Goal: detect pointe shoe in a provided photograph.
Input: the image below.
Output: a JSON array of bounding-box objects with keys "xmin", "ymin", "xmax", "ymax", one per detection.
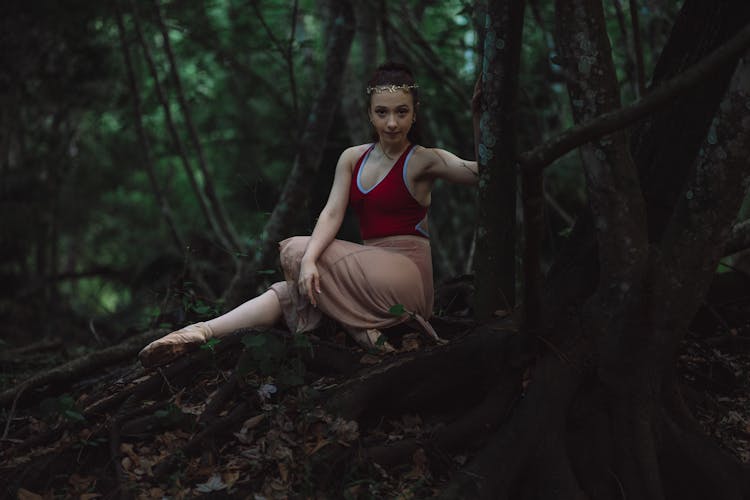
[
  {"xmin": 348, "ymin": 328, "xmax": 396, "ymax": 353},
  {"xmin": 138, "ymin": 322, "xmax": 214, "ymax": 369}
]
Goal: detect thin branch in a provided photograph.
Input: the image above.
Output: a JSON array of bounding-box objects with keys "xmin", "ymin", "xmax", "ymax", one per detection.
[
  {"xmin": 612, "ymin": 0, "xmax": 639, "ymax": 97},
  {"xmin": 151, "ymin": 0, "xmax": 242, "ymax": 254},
  {"xmin": 248, "ymin": 0, "xmax": 300, "ymax": 120},
  {"xmin": 544, "ymin": 188, "xmax": 574, "ymax": 226},
  {"xmin": 629, "ymin": 0, "xmax": 647, "ymax": 96},
  {"xmin": 519, "ymin": 20, "xmax": 750, "ymax": 171},
  {"xmin": 724, "ymin": 219, "xmax": 750, "ymax": 256},
  {"xmin": 386, "ymin": 7, "xmax": 470, "ymax": 104},
  {"xmin": 115, "ymin": 2, "xmax": 185, "ymax": 255},
  {"xmin": 129, "ymin": 0, "xmax": 233, "ymax": 254}
]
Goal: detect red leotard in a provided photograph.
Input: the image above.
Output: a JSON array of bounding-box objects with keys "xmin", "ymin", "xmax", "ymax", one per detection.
[{"xmin": 349, "ymin": 144, "xmax": 429, "ymax": 240}]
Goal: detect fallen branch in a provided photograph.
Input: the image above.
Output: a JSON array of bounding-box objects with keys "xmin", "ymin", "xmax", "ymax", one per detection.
[{"xmin": 0, "ymin": 329, "xmax": 163, "ymax": 408}]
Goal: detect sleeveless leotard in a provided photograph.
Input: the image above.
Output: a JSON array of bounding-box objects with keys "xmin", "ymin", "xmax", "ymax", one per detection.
[{"xmin": 349, "ymin": 143, "xmax": 429, "ymax": 240}]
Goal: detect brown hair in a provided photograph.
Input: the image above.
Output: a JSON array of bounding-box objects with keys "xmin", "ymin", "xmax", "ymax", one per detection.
[{"xmin": 366, "ymin": 62, "xmax": 422, "ymax": 144}]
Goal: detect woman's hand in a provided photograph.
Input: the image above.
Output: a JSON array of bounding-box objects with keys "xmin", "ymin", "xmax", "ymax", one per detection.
[{"xmin": 298, "ymin": 258, "xmax": 322, "ymax": 307}]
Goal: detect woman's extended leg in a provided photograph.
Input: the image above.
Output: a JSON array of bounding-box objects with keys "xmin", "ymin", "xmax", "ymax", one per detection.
[
  {"xmin": 138, "ymin": 290, "xmax": 282, "ymax": 368},
  {"xmin": 206, "ymin": 290, "xmax": 282, "ymax": 336}
]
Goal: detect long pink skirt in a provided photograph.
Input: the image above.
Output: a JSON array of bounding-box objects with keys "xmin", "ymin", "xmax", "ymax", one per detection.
[{"xmin": 269, "ymin": 235, "xmax": 433, "ymax": 334}]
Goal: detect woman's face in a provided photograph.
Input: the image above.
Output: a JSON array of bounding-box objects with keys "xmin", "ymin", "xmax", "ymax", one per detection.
[{"xmin": 368, "ymin": 90, "xmax": 415, "ymax": 145}]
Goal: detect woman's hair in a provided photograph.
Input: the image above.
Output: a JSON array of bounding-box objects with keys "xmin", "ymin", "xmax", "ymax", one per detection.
[{"xmin": 366, "ymin": 61, "xmax": 422, "ymax": 144}]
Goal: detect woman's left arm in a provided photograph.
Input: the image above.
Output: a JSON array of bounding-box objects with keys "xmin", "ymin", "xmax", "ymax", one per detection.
[
  {"xmin": 420, "ymin": 148, "xmax": 479, "ymax": 185},
  {"xmin": 418, "ymin": 77, "xmax": 483, "ymax": 185}
]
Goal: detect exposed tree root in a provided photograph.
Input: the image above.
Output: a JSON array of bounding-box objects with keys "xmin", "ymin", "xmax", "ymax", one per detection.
[
  {"xmin": 364, "ymin": 362, "xmax": 523, "ymax": 467},
  {"xmin": 2, "ymin": 310, "xmax": 748, "ymax": 499},
  {"xmin": 0, "ymin": 329, "xmax": 165, "ymax": 408},
  {"xmin": 439, "ymin": 349, "xmax": 583, "ymax": 500},
  {"xmin": 326, "ymin": 325, "xmax": 516, "ymax": 422}
]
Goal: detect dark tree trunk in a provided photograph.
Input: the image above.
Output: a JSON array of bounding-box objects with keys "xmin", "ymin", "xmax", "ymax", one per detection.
[
  {"xmin": 473, "ymin": 0, "xmax": 525, "ymax": 318},
  {"xmin": 440, "ymin": 0, "xmax": 750, "ymax": 498}
]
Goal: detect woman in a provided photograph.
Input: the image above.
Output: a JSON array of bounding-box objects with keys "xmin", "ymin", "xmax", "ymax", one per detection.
[{"xmin": 139, "ymin": 62, "xmax": 479, "ymax": 369}]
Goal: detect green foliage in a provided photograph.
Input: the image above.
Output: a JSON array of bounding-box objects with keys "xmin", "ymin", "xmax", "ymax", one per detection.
[
  {"xmin": 1, "ymin": 0, "xmax": 698, "ymax": 336},
  {"xmin": 388, "ymin": 304, "xmax": 406, "ymax": 316},
  {"xmin": 240, "ymin": 332, "xmax": 311, "ymax": 388},
  {"xmin": 153, "ymin": 403, "xmax": 188, "ymax": 425},
  {"xmin": 39, "ymin": 394, "xmax": 86, "ymax": 423},
  {"xmin": 200, "ymin": 338, "xmax": 222, "ymax": 351}
]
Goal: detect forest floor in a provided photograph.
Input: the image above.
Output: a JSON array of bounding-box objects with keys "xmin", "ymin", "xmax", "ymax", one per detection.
[{"xmin": 1, "ymin": 277, "xmax": 749, "ymax": 499}]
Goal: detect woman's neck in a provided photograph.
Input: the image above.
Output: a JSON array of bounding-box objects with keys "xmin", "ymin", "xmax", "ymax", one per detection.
[{"xmin": 377, "ymin": 140, "xmax": 409, "ymax": 161}]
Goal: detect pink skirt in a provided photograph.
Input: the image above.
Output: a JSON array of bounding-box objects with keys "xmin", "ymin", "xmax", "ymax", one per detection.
[{"xmin": 269, "ymin": 235, "xmax": 433, "ymax": 333}]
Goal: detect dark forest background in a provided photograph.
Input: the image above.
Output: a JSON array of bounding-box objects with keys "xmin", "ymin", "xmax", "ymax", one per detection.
[
  {"xmin": 2, "ymin": 0, "xmax": 750, "ymax": 498},
  {"xmin": 1, "ymin": 0, "xmax": 694, "ymax": 339}
]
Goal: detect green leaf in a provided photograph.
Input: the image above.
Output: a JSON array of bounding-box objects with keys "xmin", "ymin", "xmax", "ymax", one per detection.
[
  {"xmin": 388, "ymin": 304, "xmax": 406, "ymax": 316},
  {"xmin": 242, "ymin": 334, "xmax": 267, "ymax": 348},
  {"xmin": 263, "ymin": 334, "xmax": 286, "ymax": 358},
  {"xmin": 292, "ymin": 333, "xmax": 312, "ymax": 350},
  {"xmin": 154, "ymin": 409, "xmax": 169, "ymax": 418},
  {"xmin": 58, "ymin": 394, "xmax": 75, "ymax": 408},
  {"xmin": 64, "ymin": 410, "xmax": 86, "ymax": 422},
  {"xmin": 193, "ymin": 304, "xmax": 212, "ymax": 315},
  {"xmin": 256, "ymin": 269, "xmax": 277, "ymax": 275},
  {"xmin": 200, "ymin": 338, "xmax": 221, "ymax": 350}
]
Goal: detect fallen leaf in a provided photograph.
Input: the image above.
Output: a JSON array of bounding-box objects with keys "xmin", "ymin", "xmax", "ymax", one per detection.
[
  {"xmin": 278, "ymin": 462, "xmax": 289, "ymax": 483},
  {"xmin": 120, "ymin": 443, "xmax": 140, "ymax": 466},
  {"xmin": 148, "ymin": 488, "xmax": 165, "ymax": 499},
  {"xmin": 305, "ymin": 437, "xmax": 329, "ymax": 455},
  {"xmin": 401, "ymin": 333, "xmax": 421, "ymax": 352},
  {"xmin": 68, "ymin": 474, "xmax": 96, "ymax": 493},
  {"xmin": 16, "ymin": 489, "xmax": 43, "ymax": 500},
  {"xmin": 195, "ymin": 474, "xmax": 227, "ymax": 493},
  {"xmin": 222, "ymin": 471, "xmax": 240, "ymax": 488},
  {"xmin": 359, "ymin": 354, "xmax": 382, "ymax": 365},
  {"xmin": 257, "ymin": 384, "xmax": 277, "ymax": 400},
  {"xmin": 330, "ymin": 418, "xmax": 359, "ymax": 443}
]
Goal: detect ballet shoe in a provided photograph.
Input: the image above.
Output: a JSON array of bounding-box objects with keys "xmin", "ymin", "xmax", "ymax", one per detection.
[
  {"xmin": 348, "ymin": 328, "xmax": 396, "ymax": 353},
  {"xmin": 138, "ymin": 322, "xmax": 214, "ymax": 369}
]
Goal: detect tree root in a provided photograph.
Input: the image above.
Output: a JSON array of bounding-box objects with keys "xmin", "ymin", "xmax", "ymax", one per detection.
[
  {"xmin": 0, "ymin": 329, "xmax": 165, "ymax": 408},
  {"xmin": 364, "ymin": 363, "xmax": 523, "ymax": 468},
  {"xmin": 326, "ymin": 326, "xmax": 516, "ymax": 422},
  {"xmin": 439, "ymin": 348, "xmax": 583, "ymax": 499},
  {"xmin": 659, "ymin": 413, "xmax": 746, "ymax": 500}
]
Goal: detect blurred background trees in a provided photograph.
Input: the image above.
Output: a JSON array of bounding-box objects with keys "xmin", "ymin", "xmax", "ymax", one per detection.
[{"xmin": 0, "ymin": 0, "xmax": 697, "ymax": 344}]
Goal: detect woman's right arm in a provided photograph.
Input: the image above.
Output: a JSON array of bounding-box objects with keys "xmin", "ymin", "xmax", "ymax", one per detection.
[{"xmin": 297, "ymin": 146, "xmax": 358, "ymax": 306}]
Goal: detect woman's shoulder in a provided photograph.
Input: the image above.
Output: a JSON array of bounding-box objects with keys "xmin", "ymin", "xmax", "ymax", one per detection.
[
  {"xmin": 407, "ymin": 145, "xmax": 438, "ymax": 168},
  {"xmin": 340, "ymin": 143, "xmax": 374, "ymax": 160}
]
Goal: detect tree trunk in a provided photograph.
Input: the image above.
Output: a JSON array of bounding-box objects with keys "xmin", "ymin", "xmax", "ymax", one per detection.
[
  {"xmin": 441, "ymin": 1, "xmax": 750, "ymax": 498},
  {"xmin": 473, "ymin": 0, "xmax": 525, "ymax": 318}
]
